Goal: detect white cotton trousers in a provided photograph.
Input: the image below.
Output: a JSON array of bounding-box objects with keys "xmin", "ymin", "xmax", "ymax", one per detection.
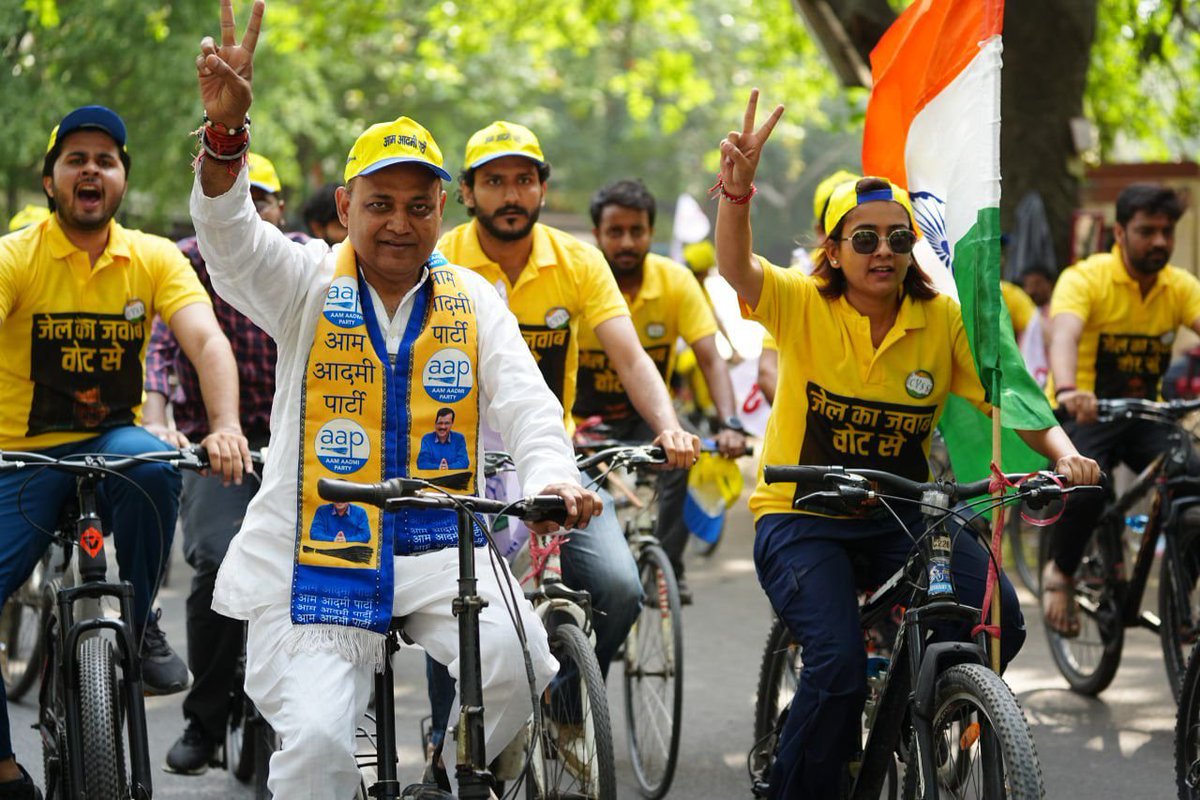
[{"xmin": 243, "ymin": 547, "xmax": 558, "ymax": 799}]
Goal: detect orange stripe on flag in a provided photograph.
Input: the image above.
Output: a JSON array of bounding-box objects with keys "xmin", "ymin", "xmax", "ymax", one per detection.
[{"xmin": 862, "ymin": 0, "xmax": 1004, "ymax": 187}]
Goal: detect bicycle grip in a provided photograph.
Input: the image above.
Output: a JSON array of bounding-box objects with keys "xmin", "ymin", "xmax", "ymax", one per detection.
[
  {"xmin": 763, "ymin": 465, "xmax": 830, "ymax": 485},
  {"xmin": 317, "ymin": 477, "xmax": 396, "ymax": 507},
  {"xmin": 521, "ymin": 495, "xmax": 569, "ymax": 525}
]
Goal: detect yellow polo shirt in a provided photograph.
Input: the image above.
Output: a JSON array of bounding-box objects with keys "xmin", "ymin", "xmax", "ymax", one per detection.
[
  {"xmin": 1000, "ymin": 280, "xmax": 1035, "ymax": 337},
  {"xmin": 438, "ymin": 221, "xmax": 629, "ymax": 421},
  {"xmin": 573, "ymin": 253, "xmax": 717, "ymax": 422},
  {"xmin": 1050, "ymin": 245, "xmax": 1200, "ymax": 400},
  {"xmin": 748, "ymin": 258, "xmax": 990, "ymax": 520},
  {"xmin": 0, "ymin": 216, "xmax": 210, "ymax": 449}
]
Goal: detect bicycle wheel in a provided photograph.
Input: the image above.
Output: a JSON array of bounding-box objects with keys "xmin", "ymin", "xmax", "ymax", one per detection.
[
  {"xmin": 77, "ymin": 636, "xmax": 128, "ymax": 799},
  {"xmin": 254, "ymin": 720, "xmax": 279, "ymax": 799},
  {"xmin": 751, "ymin": 616, "xmax": 796, "ymax": 785},
  {"xmin": 1005, "ymin": 503, "xmax": 1042, "ymax": 594},
  {"xmin": 751, "ymin": 618, "xmax": 898, "ymax": 799},
  {"xmin": 1161, "ymin": 507, "xmax": 1200, "ymax": 700},
  {"xmin": 1, "ymin": 560, "xmax": 46, "ymax": 701},
  {"xmin": 40, "ymin": 615, "xmax": 72, "ymax": 800},
  {"xmin": 227, "ymin": 687, "xmax": 257, "ymax": 782},
  {"xmin": 528, "ymin": 623, "xmax": 616, "ymax": 800},
  {"xmin": 623, "ymin": 544, "xmax": 683, "ymax": 799},
  {"xmin": 907, "ymin": 663, "xmax": 1042, "ymax": 800},
  {"xmin": 1177, "ymin": 641, "xmax": 1200, "ymax": 799},
  {"xmin": 1043, "ymin": 519, "xmax": 1125, "ymax": 695}
]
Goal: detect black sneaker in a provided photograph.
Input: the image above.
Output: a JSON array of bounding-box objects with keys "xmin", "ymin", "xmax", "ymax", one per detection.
[
  {"xmin": 138, "ymin": 609, "xmax": 191, "ymax": 696},
  {"xmin": 676, "ymin": 576, "xmax": 694, "ymax": 606},
  {"xmin": 0, "ymin": 763, "xmax": 43, "ymax": 800},
  {"xmin": 163, "ymin": 720, "xmax": 220, "ymax": 775}
]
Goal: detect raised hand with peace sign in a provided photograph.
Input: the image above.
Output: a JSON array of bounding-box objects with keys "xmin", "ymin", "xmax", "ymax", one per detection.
[
  {"xmin": 196, "ymin": 0, "xmax": 264, "ymax": 129},
  {"xmin": 713, "ymin": 89, "xmax": 784, "ymax": 309}
]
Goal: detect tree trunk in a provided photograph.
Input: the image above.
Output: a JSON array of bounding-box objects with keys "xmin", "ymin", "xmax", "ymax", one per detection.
[{"xmin": 805, "ymin": 0, "xmax": 1099, "ymax": 269}]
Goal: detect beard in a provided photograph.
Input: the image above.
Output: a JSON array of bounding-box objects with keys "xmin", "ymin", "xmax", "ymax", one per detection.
[
  {"xmin": 51, "ymin": 183, "xmax": 121, "ymax": 232},
  {"xmin": 1128, "ymin": 246, "xmax": 1171, "ymax": 275},
  {"xmin": 606, "ymin": 250, "xmax": 646, "ymax": 276},
  {"xmin": 475, "ymin": 203, "xmax": 541, "ymax": 242}
]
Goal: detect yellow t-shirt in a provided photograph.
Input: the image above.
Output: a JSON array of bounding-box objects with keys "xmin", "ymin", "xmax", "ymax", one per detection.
[
  {"xmin": 573, "ymin": 253, "xmax": 717, "ymax": 422},
  {"xmin": 748, "ymin": 259, "xmax": 990, "ymax": 520},
  {"xmin": 1000, "ymin": 280, "xmax": 1035, "ymax": 336},
  {"xmin": 437, "ymin": 221, "xmax": 629, "ymax": 421},
  {"xmin": 1050, "ymin": 245, "xmax": 1200, "ymax": 400},
  {"xmin": 0, "ymin": 216, "xmax": 210, "ymax": 449}
]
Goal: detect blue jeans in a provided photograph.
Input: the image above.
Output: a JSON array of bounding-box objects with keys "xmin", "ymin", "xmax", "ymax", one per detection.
[
  {"xmin": 0, "ymin": 426, "xmax": 181, "ymax": 760},
  {"xmin": 754, "ymin": 510, "xmax": 1025, "ymax": 800},
  {"xmin": 426, "ymin": 486, "xmax": 642, "ymax": 747}
]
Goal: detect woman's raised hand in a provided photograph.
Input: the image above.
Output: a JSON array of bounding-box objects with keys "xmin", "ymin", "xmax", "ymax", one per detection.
[
  {"xmin": 718, "ymin": 89, "xmax": 785, "ymax": 197},
  {"xmin": 196, "ymin": 0, "xmax": 264, "ymax": 129}
]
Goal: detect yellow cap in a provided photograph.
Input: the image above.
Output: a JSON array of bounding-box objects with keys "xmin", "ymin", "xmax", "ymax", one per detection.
[
  {"xmin": 463, "ymin": 121, "xmax": 545, "ymax": 171},
  {"xmin": 8, "ymin": 204, "xmax": 50, "ymax": 232},
  {"xmin": 823, "ymin": 177, "xmax": 919, "ymax": 237},
  {"xmin": 813, "ymin": 170, "xmax": 860, "ymax": 228},
  {"xmin": 344, "ymin": 117, "xmax": 452, "ymax": 184},
  {"xmin": 247, "ymin": 153, "xmax": 282, "ymax": 194},
  {"xmin": 682, "ymin": 240, "xmax": 716, "ymax": 273}
]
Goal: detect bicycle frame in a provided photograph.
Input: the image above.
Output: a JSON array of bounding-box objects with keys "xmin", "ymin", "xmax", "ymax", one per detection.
[{"xmin": 42, "ymin": 471, "xmax": 153, "ymax": 800}]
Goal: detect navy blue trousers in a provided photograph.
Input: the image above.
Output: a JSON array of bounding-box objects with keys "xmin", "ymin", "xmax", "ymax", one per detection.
[{"xmin": 754, "ymin": 510, "xmax": 1025, "ymax": 800}]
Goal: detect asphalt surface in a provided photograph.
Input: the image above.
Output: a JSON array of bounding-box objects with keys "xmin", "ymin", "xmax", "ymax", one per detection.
[{"xmin": 7, "ymin": 500, "xmax": 1181, "ymax": 799}]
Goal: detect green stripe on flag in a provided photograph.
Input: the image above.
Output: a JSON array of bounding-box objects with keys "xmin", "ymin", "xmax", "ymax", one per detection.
[{"xmin": 937, "ymin": 207, "xmax": 1058, "ymax": 483}]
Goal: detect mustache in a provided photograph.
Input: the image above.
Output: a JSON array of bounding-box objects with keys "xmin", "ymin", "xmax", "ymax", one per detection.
[{"xmin": 495, "ymin": 205, "xmax": 529, "ymax": 218}]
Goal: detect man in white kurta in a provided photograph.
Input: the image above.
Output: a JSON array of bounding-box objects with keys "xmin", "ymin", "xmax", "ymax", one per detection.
[{"xmin": 189, "ymin": 14, "xmax": 598, "ymax": 794}]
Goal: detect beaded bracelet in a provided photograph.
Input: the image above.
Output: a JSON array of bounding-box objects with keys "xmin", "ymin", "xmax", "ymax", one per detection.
[{"xmin": 708, "ymin": 175, "xmax": 757, "ymax": 205}]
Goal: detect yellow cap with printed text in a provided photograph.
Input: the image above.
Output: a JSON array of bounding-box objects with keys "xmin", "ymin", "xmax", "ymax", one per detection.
[
  {"xmin": 344, "ymin": 117, "xmax": 452, "ymax": 183},
  {"xmin": 247, "ymin": 153, "xmax": 282, "ymax": 194},
  {"xmin": 823, "ymin": 177, "xmax": 919, "ymax": 236},
  {"xmin": 463, "ymin": 121, "xmax": 545, "ymax": 171}
]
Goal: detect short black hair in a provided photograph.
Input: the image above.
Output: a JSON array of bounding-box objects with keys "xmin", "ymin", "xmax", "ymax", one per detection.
[
  {"xmin": 1115, "ymin": 183, "xmax": 1184, "ymax": 226},
  {"xmin": 1018, "ymin": 263, "xmax": 1056, "ymax": 283},
  {"xmin": 41, "ymin": 131, "xmax": 131, "ymax": 214},
  {"xmin": 589, "ymin": 178, "xmax": 656, "ymax": 228},
  {"xmin": 436, "ymin": 407, "xmax": 455, "ymax": 421},
  {"xmin": 302, "ymin": 183, "xmax": 340, "ymax": 227},
  {"xmin": 455, "ymin": 160, "xmax": 552, "ymax": 216}
]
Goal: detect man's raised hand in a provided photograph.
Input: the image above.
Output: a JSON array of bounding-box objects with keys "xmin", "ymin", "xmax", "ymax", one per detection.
[
  {"xmin": 718, "ymin": 89, "xmax": 784, "ymax": 198},
  {"xmin": 196, "ymin": 0, "xmax": 264, "ymax": 129}
]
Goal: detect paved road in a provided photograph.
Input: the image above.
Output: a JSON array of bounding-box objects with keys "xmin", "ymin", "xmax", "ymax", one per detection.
[{"xmin": 7, "ymin": 501, "xmax": 1181, "ymax": 798}]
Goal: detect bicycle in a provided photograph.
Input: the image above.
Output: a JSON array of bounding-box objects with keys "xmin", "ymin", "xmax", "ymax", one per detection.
[
  {"xmin": 748, "ymin": 464, "xmax": 1093, "ymax": 799},
  {"xmin": 0, "ymin": 446, "xmax": 209, "ymax": 800},
  {"xmin": 1177, "ymin": 639, "xmax": 1200, "ymax": 799},
  {"xmin": 576, "ymin": 442, "xmax": 684, "ymax": 800},
  {"xmin": 316, "ymin": 470, "xmax": 571, "ymax": 800},
  {"xmin": 1040, "ymin": 397, "xmax": 1200, "ymax": 699},
  {"xmin": 0, "ymin": 550, "xmax": 46, "ymax": 702},
  {"xmin": 485, "ymin": 450, "xmax": 618, "ymax": 800}
]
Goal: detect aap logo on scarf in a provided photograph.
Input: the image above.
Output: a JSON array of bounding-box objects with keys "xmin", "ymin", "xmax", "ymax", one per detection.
[
  {"xmin": 324, "ymin": 276, "xmax": 365, "ymax": 328},
  {"xmin": 315, "ymin": 418, "xmax": 371, "ymax": 473},
  {"xmin": 423, "ymin": 348, "xmax": 474, "ymax": 403}
]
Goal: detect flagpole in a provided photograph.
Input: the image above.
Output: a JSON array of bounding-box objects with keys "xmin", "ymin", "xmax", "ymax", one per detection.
[{"xmin": 990, "ymin": 407, "xmax": 1003, "ymax": 673}]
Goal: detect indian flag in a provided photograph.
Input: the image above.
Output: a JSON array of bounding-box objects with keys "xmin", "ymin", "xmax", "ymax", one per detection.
[{"xmin": 861, "ymin": 0, "xmax": 1056, "ymax": 483}]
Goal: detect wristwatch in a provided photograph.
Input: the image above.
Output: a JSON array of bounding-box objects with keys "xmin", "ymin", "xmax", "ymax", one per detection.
[{"xmin": 719, "ymin": 416, "xmax": 748, "ymax": 435}]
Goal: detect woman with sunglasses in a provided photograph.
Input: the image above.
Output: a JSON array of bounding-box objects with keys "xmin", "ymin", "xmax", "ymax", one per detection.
[{"xmin": 715, "ymin": 92, "xmax": 1098, "ymax": 799}]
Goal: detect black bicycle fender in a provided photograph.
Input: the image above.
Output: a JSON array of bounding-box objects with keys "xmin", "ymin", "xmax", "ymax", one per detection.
[{"xmin": 911, "ymin": 641, "xmax": 988, "ymax": 720}]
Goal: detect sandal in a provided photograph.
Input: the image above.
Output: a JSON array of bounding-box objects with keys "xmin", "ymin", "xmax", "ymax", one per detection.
[{"xmin": 1041, "ymin": 562, "xmax": 1081, "ymax": 639}]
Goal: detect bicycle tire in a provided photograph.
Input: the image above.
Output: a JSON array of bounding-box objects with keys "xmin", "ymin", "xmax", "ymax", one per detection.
[
  {"xmin": 906, "ymin": 663, "xmax": 1043, "ymax": 800},
  {"xmin": 1043, "ymin": 519, "xmax": 1125, "ymax": 695},
  {"xmin": 527, "ymin": 623, "xmax": 617, "ymax": 800},
  {"xmin": 77, "ymin": 636, "xmax": 128, "ymax": 799},
  {"xmin": 1, "ymin": 562, "xmax": 46, "ymax": 701},
  {"xmin": 1005, "ymin": 503, "xmax": 1042, "ymax": 594},
  {"xmin": 623, "ymin": 544, "xmax": 683, "ymax": 799},
  {"xmin": 1177, "ymin": 641, "xmax": 1200, "ymax": 799},
  {"xmin": 227, "ymin": 689, "xmax": 257, "ymax": 782},
  {"xmin": 1161, "ymin": 507, "xmax": 1200, "ymax": 701},
  {"xmin": 254, "ymin": 720, "xmax": 279, "ymax": 799}
]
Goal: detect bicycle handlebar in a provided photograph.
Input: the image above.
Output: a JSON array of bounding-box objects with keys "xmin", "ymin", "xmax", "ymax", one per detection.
[
  {"xmin": 763, "ymin": 464, "xmax": 1102, "ymax": 512},
  {"xmin": 316, "ymin": 477, "xmax": 569, "ymax": 524},
  {"xmin": 0, "ymin": 447, "xmax": 210, "ymax": 476},
  {"xmin": 1053, "ymin": 396, "xmax": 1200, "ymax": 424}
]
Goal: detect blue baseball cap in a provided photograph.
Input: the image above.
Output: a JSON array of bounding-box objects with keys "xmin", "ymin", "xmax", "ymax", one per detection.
[{"xmin": 46, "ymin": 105, "xmax": 128, "ymax": 154}]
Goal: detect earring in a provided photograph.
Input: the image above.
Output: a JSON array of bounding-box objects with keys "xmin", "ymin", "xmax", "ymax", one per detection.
[{"xmin": 830, "ymin": 258, "xmax": 839, "ymax": 266}]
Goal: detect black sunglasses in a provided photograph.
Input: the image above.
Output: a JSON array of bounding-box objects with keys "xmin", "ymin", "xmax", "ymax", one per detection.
[{"xmin": 841, "ymin": 228, "xmax": 917, "ymax": 255}]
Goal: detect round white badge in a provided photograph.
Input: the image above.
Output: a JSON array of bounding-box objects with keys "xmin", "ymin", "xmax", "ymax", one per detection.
[
  {"xmin": 545, "ymin": 307, "xmax": 570, "ymax": 330},
  {"xmin": 645, "ymin": 322, "xmax": 666, "ymax": 339},
  {"xmin": 905, "ymin": 370, "xmax": 934, "ymax": 399}
]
